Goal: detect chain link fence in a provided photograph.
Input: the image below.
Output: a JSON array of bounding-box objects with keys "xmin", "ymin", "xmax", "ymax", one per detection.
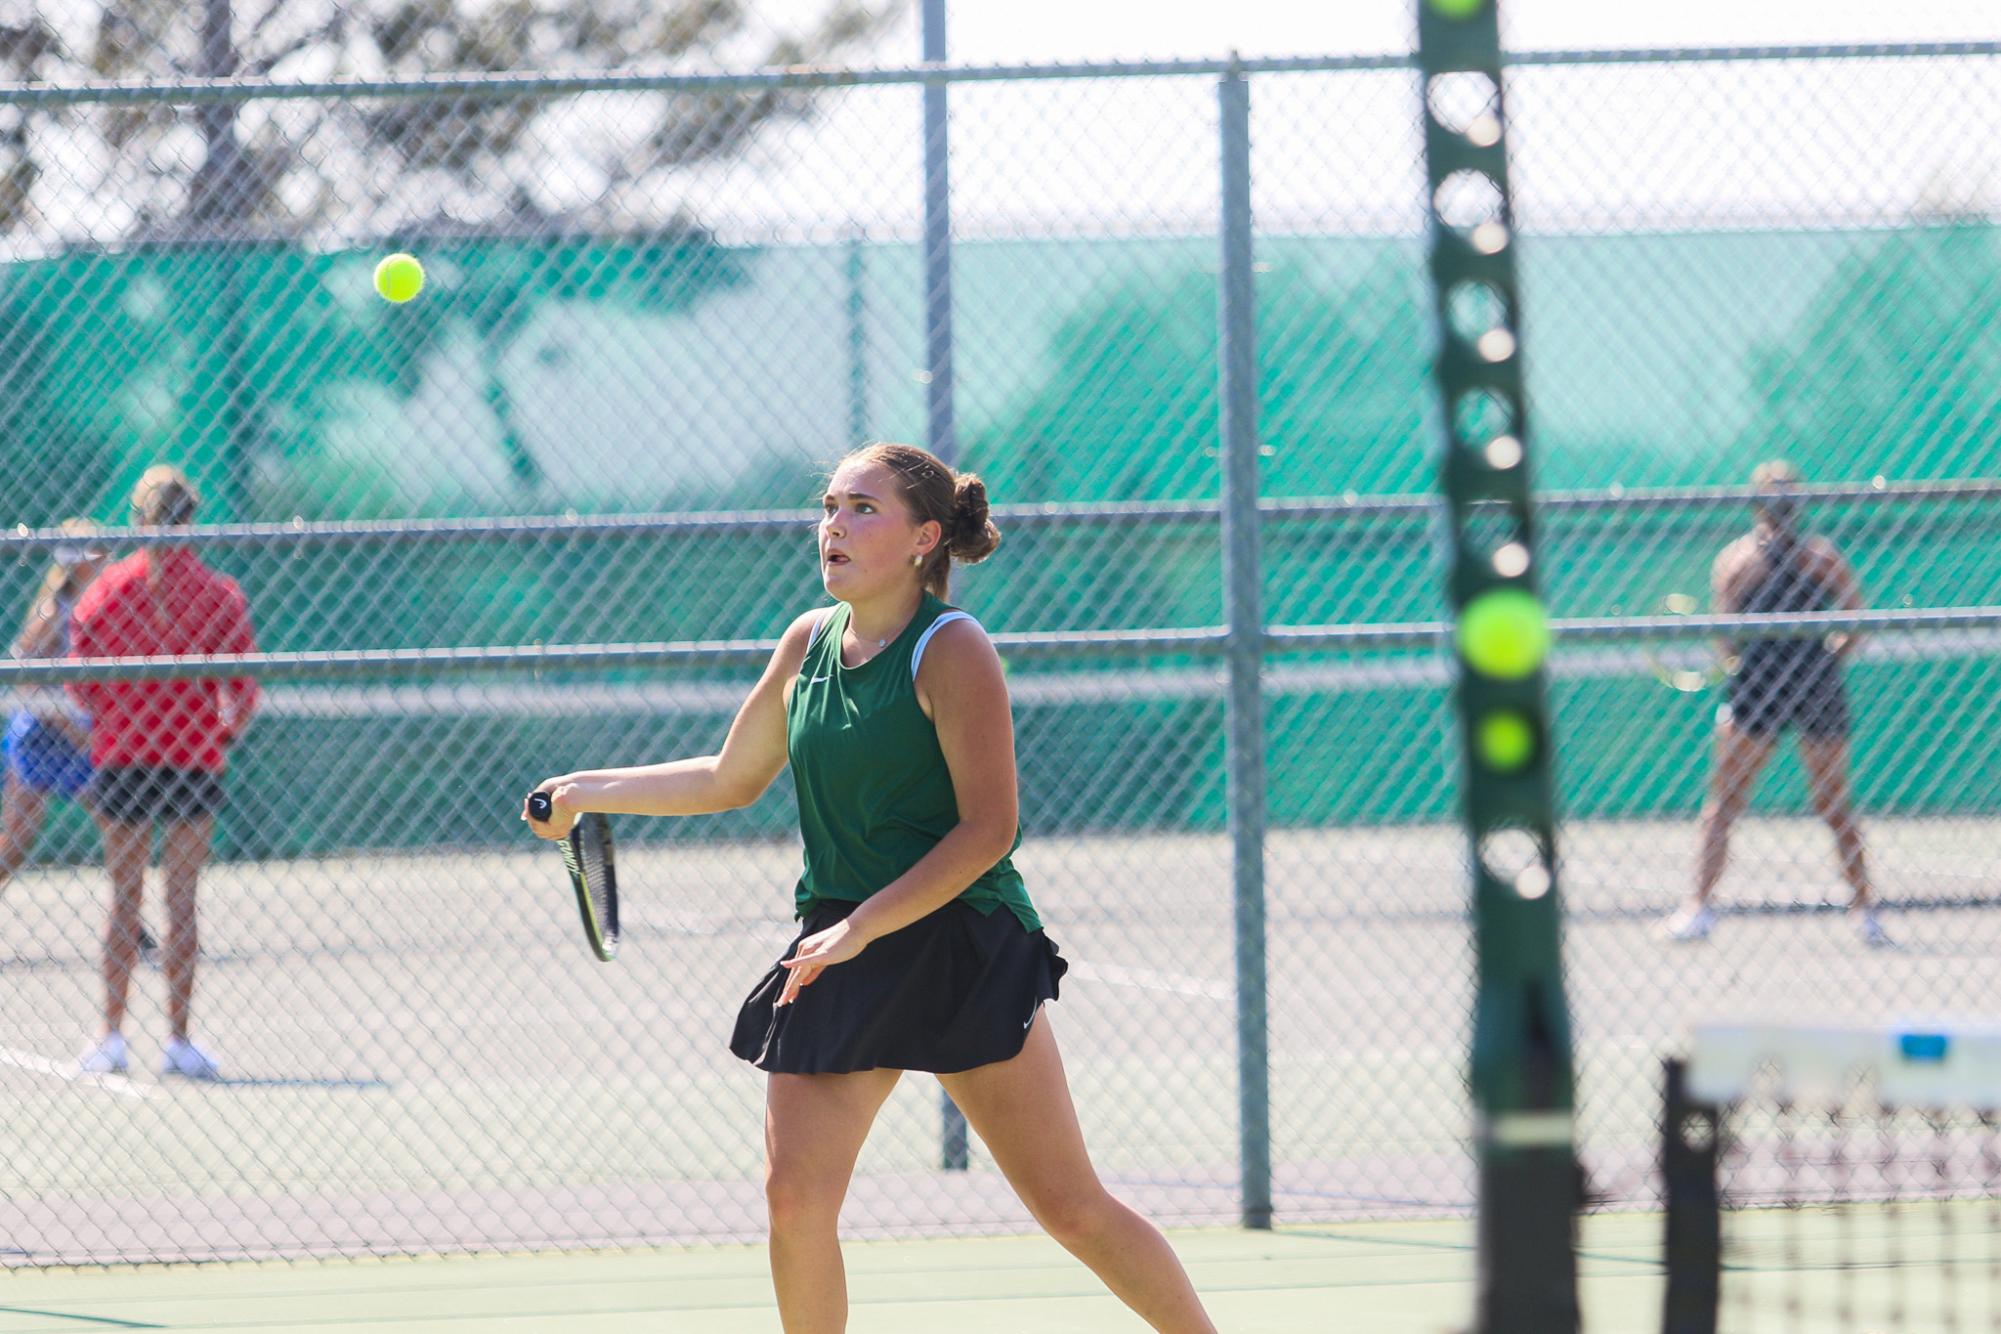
[{"xmin": 1, "ymin": 29, "xmax": 1998, "ymax": 1264}]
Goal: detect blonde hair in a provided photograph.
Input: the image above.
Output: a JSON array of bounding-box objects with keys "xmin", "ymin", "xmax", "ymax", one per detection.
[
  {"xmin": 131, "ymin": 464, "xmax": 200, "ymax": 527},
  {"xmin": 20, "ymin": 518, "xmax": 105, "ymax": 644},
  {"xmin": 838, "ymin": 443, "xmax": 1001, "ymax": 598}
]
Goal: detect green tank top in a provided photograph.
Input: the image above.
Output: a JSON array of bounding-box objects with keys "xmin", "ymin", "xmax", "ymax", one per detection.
[{"xmin": 786, "ymin": 593, "xmax": 1039, "ymax": 931}]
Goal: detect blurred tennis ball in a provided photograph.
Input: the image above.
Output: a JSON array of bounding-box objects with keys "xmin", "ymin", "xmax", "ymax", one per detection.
[
  {"xmin": 374, "ymin": 252, "xmax": 425, "ymax": 304},
  {"xmin": 1457, "ymin": 588, "xmax": 1550, "ymax": 680},
  {"xmin": 1475, "ymin": 711, "xmax": 1535, "ymax": 771},
  {"xmin": 1428, "ymin": 0, "xmax": 1485, "ymax": 17}
]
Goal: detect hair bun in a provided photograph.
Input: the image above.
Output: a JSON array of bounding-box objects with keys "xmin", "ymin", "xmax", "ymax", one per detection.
[{"xmin": 948, "ymin": 473, "xmax": 1000, "ymax": 565}]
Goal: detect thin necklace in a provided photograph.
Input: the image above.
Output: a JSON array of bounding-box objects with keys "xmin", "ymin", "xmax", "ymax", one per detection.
[{"xmin": 852, "ymin": 614, "xmax": 901, "ymax": 662}]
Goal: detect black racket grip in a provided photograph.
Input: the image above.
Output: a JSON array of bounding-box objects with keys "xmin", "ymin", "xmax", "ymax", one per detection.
[{"xmin": 526, "ymin": 791, "xmax": 554, "ymax": 822}]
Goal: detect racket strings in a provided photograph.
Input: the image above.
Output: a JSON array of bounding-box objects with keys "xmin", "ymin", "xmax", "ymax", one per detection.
[{"xmin": 573, "ymin": 815, "xmax": 619, "ymax": 954}]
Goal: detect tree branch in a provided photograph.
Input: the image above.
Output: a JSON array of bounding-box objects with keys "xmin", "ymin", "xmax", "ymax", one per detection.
[
  {"xmin": 90, "ymin": 6, "xmax": 185, "ymax": 80},
  {"xmin": 241, "ymin": 0, "xmax": 291, "ymax": 53},
  {"xmin": 248, "ymin": 14, "xmax": 348, "ymax": 77}
]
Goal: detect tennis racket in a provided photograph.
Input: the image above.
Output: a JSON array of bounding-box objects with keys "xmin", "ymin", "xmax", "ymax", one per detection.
[
  {"xmin": 527, "ymin": 792, "xmax": 619, "ymax": 962},
  {"xmin": 1645, "ymin": 593, "xmax": 1735, "ymax": 694}
]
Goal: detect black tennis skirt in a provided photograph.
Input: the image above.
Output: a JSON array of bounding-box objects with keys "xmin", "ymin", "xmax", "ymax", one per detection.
[{"xmin": 730, "ymin": 897, "xmax": 1067, "ymax": 1076}]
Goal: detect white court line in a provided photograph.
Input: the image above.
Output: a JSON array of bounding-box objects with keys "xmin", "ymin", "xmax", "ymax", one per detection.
[
  {"xmin": 1067, "ymin": 958, "xmax": 1231, "ymax": 1001},
  {"xmin": 0, "ymin": 1046, "xmax": 156, "ymax": 1100}
]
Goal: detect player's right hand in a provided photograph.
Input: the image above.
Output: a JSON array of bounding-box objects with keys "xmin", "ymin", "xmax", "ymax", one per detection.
[{"xmin": 522, "ymin": 782, "xmax": 580, "ymax": 840}]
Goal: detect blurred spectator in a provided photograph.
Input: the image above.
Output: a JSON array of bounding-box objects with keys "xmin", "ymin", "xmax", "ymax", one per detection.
[{"xmin": 73, "ymin": 467, "xmax": 259, "ymax": 1080}]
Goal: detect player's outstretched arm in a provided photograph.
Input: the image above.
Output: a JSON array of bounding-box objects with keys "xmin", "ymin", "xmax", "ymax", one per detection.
[{"xmin": 524, "ymin": 610, "xmax": 820, "ymax": 830}]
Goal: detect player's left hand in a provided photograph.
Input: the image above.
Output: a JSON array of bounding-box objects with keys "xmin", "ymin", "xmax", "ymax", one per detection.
[{"xmin": 776, "ymin": 919, "xmax": 868, "ymax": 1007}]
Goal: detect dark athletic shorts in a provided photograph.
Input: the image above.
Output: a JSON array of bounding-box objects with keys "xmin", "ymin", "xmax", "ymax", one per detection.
[
  {"xmin": 89, "ymin": 766, "xmax": 226, "ymax": 825},
  {"xmin": 1724, "ymin": 650, "xmax": 1849, "ymax": 741}
]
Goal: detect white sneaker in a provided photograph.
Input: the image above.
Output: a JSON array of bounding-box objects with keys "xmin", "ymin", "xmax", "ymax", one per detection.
[
  {"xmin": 159, "ymin": 1036, "xmax": 221, "ymax": 1081},
  {"xmin": 1660, "ymin": 904, "xmax": 1717, "ymax": 943},
  {"xmin": 79, "ymin": 1031, "xmax": 129, "ymax": 1076},
  {"xmin": 1853, "ymin": 910, "xmax": 1894, "ymax": 949}
]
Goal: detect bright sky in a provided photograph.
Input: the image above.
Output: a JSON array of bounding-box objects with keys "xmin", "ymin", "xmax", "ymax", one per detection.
[
  {"xmin": 941, "ymin": 0, "xmax": 1994, "ymax": 62},
  {"xmin": 664, "ymin": 1, "xmax": 2000, "ymax": 242},
  {"xmin": 16, "ymin": 2, "xmax": 1994, "ymax": 249}
]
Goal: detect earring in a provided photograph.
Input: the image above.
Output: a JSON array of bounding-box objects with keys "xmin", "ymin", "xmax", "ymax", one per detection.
[{"xmin": 912, "ymin": 554, "xmax": 924, "ymax": 567}]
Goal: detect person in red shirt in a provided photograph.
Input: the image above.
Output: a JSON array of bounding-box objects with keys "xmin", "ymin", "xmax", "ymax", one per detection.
[{"xmin": 72, "ymin": 466, "xmax": 258, "ymax": 1080}]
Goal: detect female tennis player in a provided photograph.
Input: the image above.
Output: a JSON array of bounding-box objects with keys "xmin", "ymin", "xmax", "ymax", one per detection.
[
  {"xmin": 526, "ymin": 443, "xmax": 1216, "ymax": 1332},
  {"xmin": 1660, "ymin": 460, "xmax": 1888, "ymax": 947},
  {"xmin": 0, "ymin": 519, "xmax": 109, "ymax": 888}
]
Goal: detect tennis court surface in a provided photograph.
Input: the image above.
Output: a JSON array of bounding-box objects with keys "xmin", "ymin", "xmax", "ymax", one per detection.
[
  {"xmin": 5, "ymin": 818, "xmax": 1991, "ymax": 1265},
  {"xmin": 0, "ymin": 1216, "xmax": 1690, "ymax": 1333}
]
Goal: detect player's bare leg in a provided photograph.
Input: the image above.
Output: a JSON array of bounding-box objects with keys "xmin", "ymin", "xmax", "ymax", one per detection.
[
  {"xmin": 940, "ymin": 1013, "xmax": 1216, "ymax": 1333},
  {"xmin": 0, "ymin": 768, "xmax": 47, "ymax": 885},
  {"xmin": 95, "ymin": 814, "xmax": 149, "ymax": 1035},
  {"xmin": 764, "ymin": 1066, "xmax": 901, "ymax": 1333},
  {"xmin": 1801, "ymin": 736, "xmax": 1888, "ymax": 944},
  {"xmin": 160, "ymin": 816, "xmax": 213, "ymax": 1041},
  {"xmin": 1664, "ymin": 720, "xmax": 1775, "ymax": 940}
]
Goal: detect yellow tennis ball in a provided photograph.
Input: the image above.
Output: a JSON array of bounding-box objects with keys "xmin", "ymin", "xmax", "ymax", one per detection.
[
  {"xmin": 1475, "ymin": 711, "xmax": 1536, "ymax": 771},
  {"xmin": 1428, "ymin": 0, "xmax": 1485, "ymax": 17},
  {"xmin": 374, "ymin": 252, "xmax": 425, "ymax": 304},
  {"xmin": 1457, "ymin": 589, "xmax": 1550, "ymax": 680}
]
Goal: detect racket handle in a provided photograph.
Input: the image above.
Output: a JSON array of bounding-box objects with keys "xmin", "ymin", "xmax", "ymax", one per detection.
[{"xmin": 526, "ymin": 791, "xmax": 553, "ymax": 822}]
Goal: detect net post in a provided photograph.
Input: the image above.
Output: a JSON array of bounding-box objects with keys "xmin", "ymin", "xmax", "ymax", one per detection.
[
  {"xmin": 1414, "ymin": 0, "xmax": 1580, "ymax": 1326},
  {"xmin": 1661, "ymin": 1057, "xmax": 1722, "ymax": 1334},
  {"xmin": 1218, "ymin": 53, "xmax": 1272, "ymax": 1232}
]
